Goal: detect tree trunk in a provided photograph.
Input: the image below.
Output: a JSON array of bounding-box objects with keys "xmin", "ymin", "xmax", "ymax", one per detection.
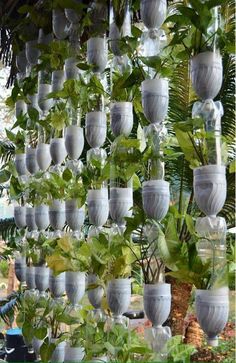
[
  {"xmin": 7, "ymin": 259, "xmax": 18, "ymax": 295},
  {"xmin": 184, "ymin": 320, "xmax": 204, "ymax": 348},
  {"xmin": 165, "ymin": 276, "xmax": 192, "ymax": 336}
]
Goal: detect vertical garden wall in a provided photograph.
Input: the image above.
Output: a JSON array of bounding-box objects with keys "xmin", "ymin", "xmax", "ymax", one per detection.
[{"xmin": 0, "ymin": 0, "xmax": 235, "ymax": 362}]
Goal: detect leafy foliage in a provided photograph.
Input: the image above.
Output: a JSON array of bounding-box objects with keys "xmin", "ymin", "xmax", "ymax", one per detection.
[
  {"xmin": 0, "ymin": 292, "xmax": 21, "ymax": 327},
  {"xmin": 166, "ymin": 335, "xmax": 196, "ymax": 363},
  {"xmin": 166, "ymin": 0, "xmax": 233, "ymax": 56},
  {"xmin": 46, "ymin": 235, "xmax": 90, "ymax": 274},
  {"xmin": 160, "ymin": 211, "xmax": 230, "ymax": 289},
  {"xmin": 76, "ymin": 231, "xmax": 138, "ymax": 281},
  {"xmin": 37, "ymin": 40, "xmax": 71, "ymax": 71},
  {"xmin": 0, "ymin": 5, "xmax": 234, "ymax": 359}
]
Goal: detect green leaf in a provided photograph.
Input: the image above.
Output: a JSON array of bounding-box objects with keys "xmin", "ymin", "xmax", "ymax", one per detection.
[
  {"xmin": 12, "ymin": 113, "xmax": 28, "ymax": 130},
  {"xmin": 167, "ymin": 335, "xmax": 182, "ymax": 348},
  {"xmin": 104, "ymin": 341, "xmax": 116, "ymax": 355},
  {"xmin": 124, "ymin": 208, "xmax": 146, "ymax": 239},
  {"xmin": 122, "ymin": 68, "xmax": 144, "ymax": 88},
  {"xmin": 131, "ymin": 25, "xmax": 142, "ymax": 38},
  {"xmin": 77, "ymin": 63, "xmax": 91, "ymax": 70},
  {"xmin": 165, "ymin": 214, "xmax": 180, "ymax": 244},
  {"xmin": 133, "ymin": 174, "xmax": 141, "ymax": 190},
  {"xmin": 62, "ymin": 168, "xmax": 73, "ymax": 181},
  {"xmin": 167, "ymin": 269, "xmax": 209, "ymax": 288},
  {"xmin": 5, "ymin": 96, "xmax": 15, "ymax": 109},
  {"xmin": 12, "ymin": 84, "xmax": 21, "ymax": 102},
  {"xmin": 139, "ymin": 56, "xmax": 162, "ymax": 70},
  {"xmin": 22, "ymin": 321, "xmax": 34, "ymax": 344},
  {"xmin": 178, "ymin": 6, "xmax": 198, "ymax": 23},
  {"xmin": 57, "ymin": 314, "xmax": 80, "ymax": 325},
  {"xmin": 206, "ymin": 0, "xmax": 224, "ymax": 9},
  {"xmin": 165, "ymin": 14, "xmax": 192, "ymax": 26},
  {"xmin": 112, "ymin": 0, "xmax": 127, "ymax": 29},
  {"xmin": 185, "ymin": 214, "xmax": 196, "ymax": 235},
  {"xmin": 50, "ymin": 109, "xmax": 69, "ymax": 131},
  {"xmin": 40, "ymin": 338, "xmax": 56, "ymax": 363},
  {"xmin": 225, "ymin": 43, "xmax": 235, "ymax": 54},
  {"xmin": 118, "ymin": 137, "xmax": 140, "ymax": 149},
  {"xmin": 28, "ymin": 107, "xmax": 39, "ymax": 122},
  {"xmin": 46, "ymin": 253, "xmax": 72, "ymax": 274},
  {"xmin": 34, "ymin": 326, "xmax": 47, "ymax": 340},
  {"xmin": 18, "ymin": 5, "xmax": 33, "ymax": 14},
  {"xmin": 229, "ymin": 159, "xmax": 236, "ymax": 173},
  {"xmin": 189, "ymin": 0, "xmax": 205, "ymax": 13},
  {"xmin": 176, "ymin": 50, "xmax": 189, "ymax": 61},
  {"xmin": 50, "ymin": 173, "xmax": 67, "ymax": 188},
  {"xmin": 212, "ymin": 265, "xmax": 228, "ymax": 289},
  {"xmin": 158, "ymin": 217, "xmax": 183, "ymax": 271},
  {"xmin": 0, "ymin": 170, "xmax": 11, "ymax": 183},
  {"xmin": 57, "ymin": 236, "xmax": 73, "ymax": 253},
  {"xmin": 90, "ymin": 75, "xmax": 105, "ymax": 95},
  {"xmin": 5, "ymin": 130, "xmax": 16, "ymax": 143},
  {"xmin": 7, "ymin": 160, "xmax": 17, "ymax": 177},
  {"xmin": 167, "ymin": 335, "xmax": 196, "ymax": 362},
  {"xmin": 78, "ymin": 243, "xmax": 91, "ymax": 259},
  {"xmin": 174, "ymin": 126, "xmax": 200, "ymax": 167},
  {"xmin": 10, "ymin": 176, "xmax": 23, "ymax": 198},
  {"xmin": 129, "ymin": 346, "xmax": 151, "ymax": 354},
  {"xmin": 101, "ymin": 163, "xmax": 110, "ymax": 180}
]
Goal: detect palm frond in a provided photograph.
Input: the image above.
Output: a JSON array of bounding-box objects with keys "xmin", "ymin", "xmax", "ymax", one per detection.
[
  {"xmin": 166, "ymin": 60, "xmax": 194, "ymax": 193},
  {"xmin": 219, "ymin": 54, "xmax": 235, "ymax": 141},
  {"xmin": 221, "ymin": 0, "xmax": 235, "ymax": 37},
  {"xmin": 166, "ymin": 24, "xmax": 235, "ymax": 228},
  {"xmin": 0, "ymin": 218, "xmax": 17, "ymax": 242},
  {"xmin": 220, "ymin": 171, "xmax": 235, "ymax": 228},
  {"xmin": 0, "ymin": 140, "xmax": 15, "ymax": 163},
  {"xmin": 0, "ymin": 292, "xmax": 21, "ymax": 326},
  {"xmin": 168, "ymin": 60, "xmax": 192, "ymax": 124}
]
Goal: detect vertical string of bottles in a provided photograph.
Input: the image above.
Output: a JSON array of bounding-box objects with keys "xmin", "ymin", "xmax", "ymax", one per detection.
[
  {"xmin": 109, "ymin": 1, "xmax": 134, "ymax": 236},
  {"xmin": 191, "ymin": 5, "xmax": 229, "ymax": 347},
  {"xmin": 86, "ymin": 2, "xmax": 109, "ymax": 238},
  {"xmin": 140, "ymin": 0, "xmax": 171, "ymax": 358}
]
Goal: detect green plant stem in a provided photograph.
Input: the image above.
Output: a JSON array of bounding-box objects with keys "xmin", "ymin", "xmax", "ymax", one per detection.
[
  {"xmin": 181, "ymin": 40, "xmax": 192, "ymax": 57},
  {"xmin": 218, "ymin": 54, "xmax": 230, "ymax": 99},
  {"xmin": 153, "ymin": 59, "xmax": 168, "ymax": 79},
  {"xmin": 207, "ymin": 239, "xmax": 217, "ymax": 289},
  {"xmin": 180, "ymin": 189, "xmax": 194, "ymax": 242},
  {"xmin": 199, "ymin": 136, "xmax": 208, "ymax": 164},
  {"xmin": 145, "ymin": 236, "xmax": 160, "ymax": 283},
  {"xmin": 201, "ymin": 30, "xmax": 218, "ymax": 52},
  {"xmin": 131, "ymin": 85, "xmax": 138, "ymax": 102},
  {"xmin": 134, "ymin": 57, "xmax": 146, "ymax": 80},
  {"xmin": 187, "ymin": 131, "xmax": 205, "ymax": 164},
  {"xmin": 153, "ymin": 257, "xmax": 163, "ymax": 282},
  {"xmin": 177, "ymin": 156, "xmax": 185, "ymax": 234}
]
